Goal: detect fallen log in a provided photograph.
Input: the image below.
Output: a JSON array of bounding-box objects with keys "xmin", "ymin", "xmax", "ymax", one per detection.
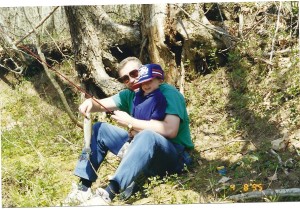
[{"xmin": 227, "ymin": 188, "xmax": 300, "ymax": 201}]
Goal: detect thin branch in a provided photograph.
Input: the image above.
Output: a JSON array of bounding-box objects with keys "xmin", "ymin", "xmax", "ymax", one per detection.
[
  {"xmin": 57, "ymin": 135, "xmax": 74, "ymax": 145},
  {"xmin": 244, "ymin": 15, "xmax": 267, "ymax": 38},
  {"xmin": 22, "ymin": 8, "xmax": 83, "ymax": 129},
  {"xmin": 269, "ymin": 149, "xmax": 289, "ymax": 175},
  {"xmin": 217, "ymin": 4, "xmax": 227, "ymax": 33},
  {"xmin": 227, "ymin": 188, "xmax": 300, "ymax": 201},
  {"xmin": 238, "ymin": 10, "xmax": 244, "ymax": 38},
  {"xmin": 1, "ymin": 135, "xmax": 26, "ymax": 154},
  {"xmin": 176, "ymin": 5, "xmax": 238, "ymax": 41},
  {"xmin": 26, "ymin": 139, "xmax": 45, "ymax": 163},
  {"xmin": 0, "ymin": 20, "xmax": 28, "ymax": 71},
  {"xmin": 139, "ymin": 37, "xmax": 147, "ymax": 61},
  {"xmin": 35, "ymin": 40, "xmax": 83, "ymax": 129},
  {"xmin": 14, "ymin": 6, "xmax": 60, "ymax": 46},
  {"xmin": 0, "ymin": 62, "xmax": 24, "ymax": 74},
  {"xmin": 269, "ymin": 1, "xmax": 282, "ymax": 62},
  {"xmin": 179, "ymin": 61, "xmax": 185, "ymax": 95}
]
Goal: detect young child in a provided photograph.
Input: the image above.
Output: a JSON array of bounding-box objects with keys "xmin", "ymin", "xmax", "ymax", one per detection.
[
  {"xmin": 132, "ymin": 63, "xmax": 167, "ymax": 121},
  {"xmin": 117, "ymin": 63, "xmax": 167, "ymax": 158}
]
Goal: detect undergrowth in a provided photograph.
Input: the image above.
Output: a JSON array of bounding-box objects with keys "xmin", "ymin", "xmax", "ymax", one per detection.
[
  {"xmin": 1, "ymin": 2, "xmax": 300, "ymax": 207},
  {"xmin": 1, "ymin": 76, "xmax": 83, "ymax": 207}
]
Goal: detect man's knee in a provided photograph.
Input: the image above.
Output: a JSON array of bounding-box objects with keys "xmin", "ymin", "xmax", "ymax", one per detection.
[
  {"xmin": 136, "ymin": 130, "xmax": 157, "ymax": 138},
  {"xmin": 134, "ymin": 130, "xmax": 163, "ymax": 145}
]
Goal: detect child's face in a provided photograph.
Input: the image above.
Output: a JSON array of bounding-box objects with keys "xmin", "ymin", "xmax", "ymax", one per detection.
[{"xmin": 141, "ymin": 78, "xmax": 162, "ymax": 95}]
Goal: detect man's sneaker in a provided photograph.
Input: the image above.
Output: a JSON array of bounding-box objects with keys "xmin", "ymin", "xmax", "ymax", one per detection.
[
  {"xmin": 80, "ymin": 188, "xmax": 111, "ymax": 206},
  {"xmin": 120, "ymin": 181, "xmax": 137, "ymax": 200},
  {"xmin": 61, "ymin": 183, "xmax": 93, "ymax": 206}
]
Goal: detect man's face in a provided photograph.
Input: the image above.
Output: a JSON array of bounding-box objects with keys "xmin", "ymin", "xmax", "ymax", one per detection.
[{"xmin": 118, "ymin": 61, "xmax": 141, "ymax": 90}]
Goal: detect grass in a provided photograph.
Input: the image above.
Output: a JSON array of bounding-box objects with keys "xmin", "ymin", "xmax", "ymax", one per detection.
[
  {"xmin": 2, "ymin": 46, "xmax": 300, "ymax": 206},
  {"xmin": 1, "ymin": 75, "xmax": 82, "ymax": 207},
  {"xmin": 1, "ymin": 4, "xmax": 300, "ymax": 204}
]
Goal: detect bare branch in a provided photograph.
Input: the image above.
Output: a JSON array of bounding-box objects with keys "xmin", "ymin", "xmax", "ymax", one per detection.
[
  {"xmin": 0, "ymin": 19, "xmax": 28, "ymax": 73},
  {"xmin": 176, "ymin": 5, "xmax": 238, "ymax": 41},
  {"xmin": 14, "ymin": 6, "xmax": 60, "ymax": 46},
  {"xmin": 22, "ymin": 8, "xmax": 83, "ymax": 129},
  {"xmin": 269, "ymin": 1, "xmax": 282, "ymax": 62},
  {"xmin": 179, "ymin": 61, "xmax": 185, "ymax": 95}
]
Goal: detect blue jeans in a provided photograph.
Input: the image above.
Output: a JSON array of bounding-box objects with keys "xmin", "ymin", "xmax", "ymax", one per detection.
[{"xmin": 74, "ymin": 122, "xmax": 190, "ymax": 191}]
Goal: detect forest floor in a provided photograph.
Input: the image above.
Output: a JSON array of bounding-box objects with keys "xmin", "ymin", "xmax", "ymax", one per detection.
[{"xmin": 1, "ymin": 47, "xmax": 300, "ymax": 207}]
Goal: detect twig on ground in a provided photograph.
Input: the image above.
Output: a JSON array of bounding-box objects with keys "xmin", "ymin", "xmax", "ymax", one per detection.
[
  {"xmin": 227, "ymin": 188, "xmax": 300, "ymax": 201},
  {"xmin": 267, "ymin": 165, "xmax": 278, "ymax": 189},
  {"xmin": 269, "ymin": 149, "xmax": 289, "ymax": 175},
  {"xmin": 1, "ymin": 135, "xmax": 26, "ymax": 154},
  {"xmin": 173, "ymin": 177, "xmax": 191, "ymax": 189},
  {"xmin": 57, "ymin": 135, "xmax": 73, "ymax": 145},
  {"xmin": 269, "ymin": 149, "xmax": 283, "ymax": 166},
  {"xmin": 27, "ymin": 139, "xmax": 45, "ymax": 163}
]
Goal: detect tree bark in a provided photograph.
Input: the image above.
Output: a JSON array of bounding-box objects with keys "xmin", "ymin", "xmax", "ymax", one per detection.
[
  {"xmin": 141, "ymin": 3, "xmax": 233, "ymax": 86},
  {"xmin": 176, "ymin": 4, "xmax": 233, "ymax": 74},
  {"xmin": 1, "ymin": 4, "xmax": 234, "ymax": 94},
  {"xmin": 141, "ymin": 4, "xmax": 178, "ymax": 85},
  {"xmin": 64, "ymin": 5, "xmax": 141, "ymax": 97}
]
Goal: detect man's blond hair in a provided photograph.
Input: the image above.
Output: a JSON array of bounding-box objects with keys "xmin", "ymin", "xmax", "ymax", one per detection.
[{"xmin": 117, "ymin": 57, "xmax": 142, "ymax": 72}]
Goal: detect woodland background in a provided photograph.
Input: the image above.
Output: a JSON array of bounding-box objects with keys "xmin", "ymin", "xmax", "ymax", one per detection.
[{"xmin": 1, "ymin": 1, "xmax": 300, "ymax": 207}]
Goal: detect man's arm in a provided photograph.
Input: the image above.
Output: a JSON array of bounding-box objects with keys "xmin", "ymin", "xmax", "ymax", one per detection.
[
  {"xmin": 79, "ymin": 97, "xmax": 119, "ymax": 117},
  {"xmin": 147, "ymin": 114, "xmax": 180, "ymax": 138},
  {"xmin": 111, "ymin": 110, "xmax": 180, "ymax": 139}
]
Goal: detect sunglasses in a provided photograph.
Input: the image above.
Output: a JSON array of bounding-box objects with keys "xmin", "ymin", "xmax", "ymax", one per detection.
[{"xmin": 117, "ymin": 69, "xmax": 139, "ymax": 84}]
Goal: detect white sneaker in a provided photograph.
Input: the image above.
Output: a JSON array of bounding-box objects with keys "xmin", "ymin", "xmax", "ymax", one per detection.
[
  {"xmin": 80, "ymin": 188, "xmax": 111, "ymax": 206},
  {"xmin": 61, "ymin": 183, "xmax": 93, "ymax": 206}
]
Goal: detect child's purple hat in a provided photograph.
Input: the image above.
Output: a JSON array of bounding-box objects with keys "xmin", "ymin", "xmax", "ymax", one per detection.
[{"xmin": 132, "ymin": 64, "xmax": 164, "ymax": 89}]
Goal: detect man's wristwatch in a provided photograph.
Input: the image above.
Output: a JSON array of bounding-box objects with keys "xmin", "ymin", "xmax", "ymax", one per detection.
[{"xmin": 127, "ymin": 123, "xmax": 133, "ymax": 130}]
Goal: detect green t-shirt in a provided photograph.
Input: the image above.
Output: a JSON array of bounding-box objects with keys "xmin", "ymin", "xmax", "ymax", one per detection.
[{"xmin": 112, "ymin": 83, "xmax": 194, "ymax": 149}]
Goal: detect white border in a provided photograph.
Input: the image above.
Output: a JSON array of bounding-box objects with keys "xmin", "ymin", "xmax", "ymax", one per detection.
[{"xmin": 0, "ymin": 0, "xmax": 278, "ymax": 7}]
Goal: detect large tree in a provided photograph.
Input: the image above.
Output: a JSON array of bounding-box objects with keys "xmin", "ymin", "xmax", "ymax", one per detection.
[{"xmin": 64, "ymin": 4, "xmax": 234, "ymax": 97}]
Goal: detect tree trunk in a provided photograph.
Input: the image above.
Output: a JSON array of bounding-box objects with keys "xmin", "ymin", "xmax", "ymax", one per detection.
[
  {"xmin": 176, "ymin": 3, "xmax": 233, "ymax": 75},
  {"xmin": 64, "ymin": 5, "xmax": 141, "ymax": 97},
  {"xmin": 141, "ymin": 3, "xmax": 233, "ymax": 86},
  {"xmin": 141, "ymin": 4, "xmax": 178, "ymax": 85},
  {"xmin": 1, "ymin": 4, "xmax": 234, "ymax": 94}
]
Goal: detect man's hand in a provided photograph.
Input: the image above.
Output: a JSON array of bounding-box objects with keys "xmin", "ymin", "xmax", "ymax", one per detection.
[
  {"xmin": 78, "ymin": 98, "xmax": 93, "ymax": 118},
  {"xmin": 78, "ymin": 97, "xmax": 118, "ymax": 118}
]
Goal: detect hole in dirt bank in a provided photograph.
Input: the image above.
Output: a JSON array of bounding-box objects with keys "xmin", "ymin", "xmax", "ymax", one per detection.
[
  {"xmin": 164, "ymin": 32, "xmax": 228, "ymax": 75},
  {"xmin": 203, "ymin": 3, "xmax": 227, "ymax": 22},
  {"xmin": 194, "ymin": 51, "xmax": 228, "ymax": 76},
  {"xmin": 85, "ymin": 79, "xmax": 107, "ymax": 99},
  {"xmin": 164, "ymin": 32, "xmax": 185, "ymax": 66},
  {"xmin": 109, "ymin": 45, "xmax": 138, "ymax": 62},
  {"xmin": 107, "ymin": 45, "xmax": 140, "ymax": 78}
]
